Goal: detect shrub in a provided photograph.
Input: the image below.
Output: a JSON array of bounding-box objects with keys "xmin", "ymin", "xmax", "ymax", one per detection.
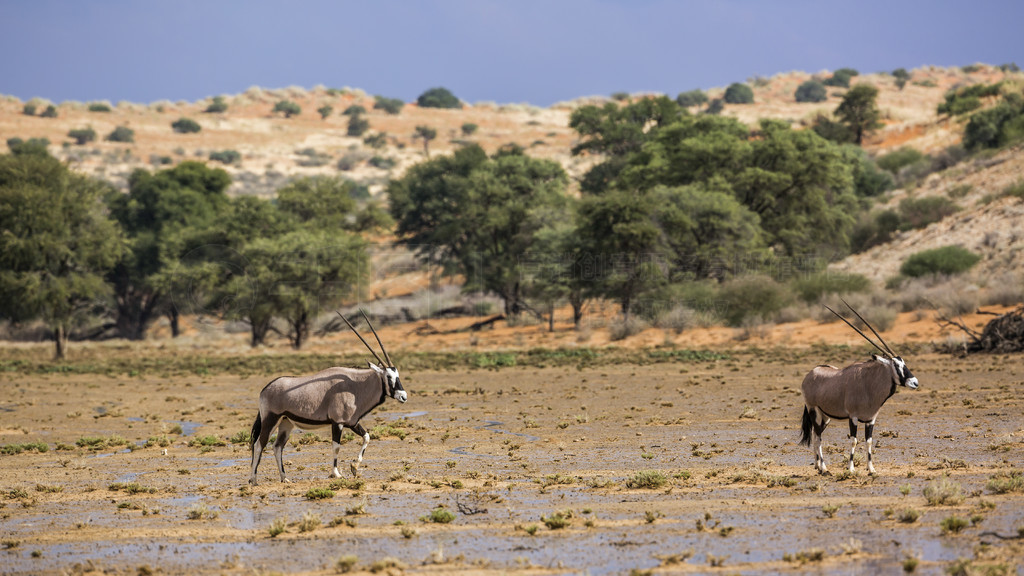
[
  {"xmin": 422, "ymin": 506, "xmax": 455, "ymax": 524},
  {"xmin": 305, "ymin": 487, "xmax": 335, "ymax": 500},
  {"xmin": 823, "ymin": 68, "xmax": 859, "ymax": 88},
  {"xmin": 171, "ymin": 118, "xmax": 201, "ymax": 133},
  {"xmin": 963, "ymin": 99, "xmax": 1024, "ymax": 150},
  {"xmin": 793, "ymin": 272, "xmax": 871, "ymax": 303},
  {"xmin": 272, "ymin": 100, "xmax": 301, "ymax": 117},
  {"xmin": 898, "ymin": 196, "xmax": 959, "ymax": 230},
  {"xmin": 342, "ymin": 105, "xmax": 366, "ymax": 116},
  {"xmin": 22, "ymin": 103, "xmax": 37, "ymax": 116},
  {"xmin": 417, "ymin": 87, "xmax": 462, "ymax": 109},
  {"xmin": 901, "ymin": 246, "xmax": 980, "ymax": 278},
  {"xmin": 105, "ymin": 126, "xmax": 134, "ymax": 143},
  {"xmin": 795, "ymin": 80, "xmax": 828, "ymax": 103},
  {"xmin": 850, "ymin": 209, "xmax": 901, "ymax": 253},
  {"xmin": 723, "ymin": 82, "xmax": 754, "ymax": 104},
  {"xmin": 368, "ymin": 155, "xmax": 396, "ymax": 170},
  {"xmin": 923, "ymin": 476, "xmax": 965, "ymax": 506},
  {"xmin": 268, "ymin": 518, "xmax": 286, "ymax": 537},
  {"xmin": 67, "ymin": 127, "xmax": 97, "ymax": 145},
  {"xmin": 347, "ymin": 114, "xmax": 370, "ymax": 137},
  {"xmin": 876, "ymin": 147, "xmax": 927, "ymax": 174},
  {"xmin": 316, "ymin": 105, "xmax": 333, "ymax": 119},
  {"xmin": 705, "ymin": 98, "xmax": 724, "ymax": 115},
  {"xmin": 363, "ymin": 132, "xmax": 388, "ymax": 149},
  {"xmin": 986, "ymin": 470, "xmax": 1024, "ymax": 494},
  {"xmin": 204, "ymin": 96, "xmax": 228, "ymax": 113},
  {"xmin": 717, "ymin": 275, "xmax": 790, "ymax": 326},
  {"xmin": 208, "ymin": 150, "xmax": 241, "ymax": 165},
  {"xmin": 40, "ymin": 105, "xmax": 58, "ymax": 118},
  {"xmin": 937, "ymin": 83, "xmax": 1002, "ymax": 116},
  {"xmin": 461, "ymin": 122, "xmax": 478, "ymax": 136},
  {"xmin": 541, "ymin": 510, "xmax": 573, "ymax": 529},
  {"xmin": 87, "ymin": 102, "xmax": 112, "ymax": 112},
  {"xmin": 625, "ymin": 470, "xmax": 668, "ymax": 489},
  {"xmin": 609, "ymin": 315, "xmax": 647, "ymax": 341},
  {"xmin": 676, "ymin": 89, "xmax": 708, "ymax": 108},
  {"xmin": 940, "ymin": 515, "xmax": 969, "ymax": 534},
  {"xmin": 373, "ymin": 96, "xmax": 404, "ymax": 115}
]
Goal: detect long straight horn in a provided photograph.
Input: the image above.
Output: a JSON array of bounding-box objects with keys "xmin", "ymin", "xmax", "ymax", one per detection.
[
  {"xmin": 840, "ymin": 297, "xmax": 897, "ymax": 357},
  {"xmin": 824, "ymin": 304, "xmax": 890, "ymax": 357},
  {"xmin": 359, "ymin": 309, "xmax": 393, "ymax": 367},
  {"xmin": 336, "ymin": 311, "xmax": 385, "ymax": 366}
]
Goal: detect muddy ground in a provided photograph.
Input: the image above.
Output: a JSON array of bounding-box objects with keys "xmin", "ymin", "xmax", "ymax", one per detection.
[{"xmin": 1, "ymin": 350, "xmax": 1022, "ymax": 575}]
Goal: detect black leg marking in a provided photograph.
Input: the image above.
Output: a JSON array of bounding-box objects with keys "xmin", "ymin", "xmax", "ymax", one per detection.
[{"xmin": 849, "ymin": 420, "xmax": 858, "ymax": 438}]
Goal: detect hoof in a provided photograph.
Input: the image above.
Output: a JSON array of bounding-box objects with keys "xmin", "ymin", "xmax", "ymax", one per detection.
[
  {"xmin": 249, "ymin": 478, "xmax": 258, "ymax": 486},
  {"xmin": 349, "ymin": 463, "xmax": 359, "ymax": 477}
]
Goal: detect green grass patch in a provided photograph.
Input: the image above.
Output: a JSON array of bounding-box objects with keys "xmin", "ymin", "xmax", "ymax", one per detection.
[
  {"xmin": 625, "ymin": 470, "xmax": 668, "ymax": 489},
  {"xmin": 1, "ymin": 442, "xmax": 49, "ymax": 455},
  {"xmin": 188, "ymin": 435, "xmax": 226, "ymax": 448},
  {"xmin": 305, "ymin": 487, "xmax": 335, "ymax": 500}
]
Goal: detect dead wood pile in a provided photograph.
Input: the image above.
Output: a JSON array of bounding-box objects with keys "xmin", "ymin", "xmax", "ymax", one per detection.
[{"xmin": 940, "ymin": 305, "xmax": 1024, "ymax": 355}]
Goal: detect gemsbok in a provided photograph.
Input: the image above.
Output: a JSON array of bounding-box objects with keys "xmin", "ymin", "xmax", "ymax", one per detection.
[
  {"xmin": 248, "ymin": 311, "xmax": 407, "ymax": 485},
  {"xmin": 799, "ymin": 300, "xmax": 919, "ymax": 475}
]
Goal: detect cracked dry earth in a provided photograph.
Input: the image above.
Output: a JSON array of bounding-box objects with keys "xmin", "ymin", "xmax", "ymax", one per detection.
[{"xmin": 1, "ymin": 351, "xmax": 1022, "ymax": 575}]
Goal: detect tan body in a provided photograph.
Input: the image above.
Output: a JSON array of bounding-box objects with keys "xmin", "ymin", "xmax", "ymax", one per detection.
[
  {"xmin": 248, "ymin": 363, "xmax": 406, "ymax": 485},
  {"xmin": 799, "ymin": 354, "xmax": 918, "ymax": 475}
]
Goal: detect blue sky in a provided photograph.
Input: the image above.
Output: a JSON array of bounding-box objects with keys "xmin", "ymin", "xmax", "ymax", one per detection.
[{"xmin": 2, "ymin": 1, "xmax": 1022, "ymax": 107}]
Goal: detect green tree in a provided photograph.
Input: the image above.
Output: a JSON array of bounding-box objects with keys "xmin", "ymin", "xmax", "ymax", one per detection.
[
  {"xmin": 461, "ymin": 122, "xmax": 478, "ymax": 136},
  {"xmin": 414, "ymin": 125, "xmax": 437, "ymax": 157},
  {"xmin": 723, "ymin": 82, "xmax": 754, "ymax": 104},
  {"xmin": 676, "ymin": 89, "xmax": 708, "ymax": 108},
  {"xmin": 171, "ymin": 118, "xmax": 201, "ymax": 134},
  {"xmin": 373, "ymin": 96, "xmax": 404, "ymax": 115},
  {"xmin": 823, "ymin": 68, "xmax": 859, "ymax": 88},
  {"xmin": 273, "ymin": 100, "xmax": 301, "ymax": 118},
  {"xmin": 892, "ymin": 68, "xmax": 910, "ymax": 90},
  {"xmin": 900, "ymin": 246, "xmax": 980, "ymax": 278},
  {"xmin": 388, "ymin": 144, "xmax": 569, "ymax": 316},
  {"xmin": 795, "ymin": 80, "xmax": 827, "ymax": 103},
  {"xmin": 88, "ymin": 102, "xmax": 112, "ymax": 112},
  {"xmin": 68, "ymin": 127, "xmax": 97, "ymax": 145},
  {"xmin": 40, "ymin": 105, "xmax": 58, "ymax": 118},
  {"xmin": 22, "ymin": 103, "xmax": 37, "ymax": 116},
  {"xmin": 236, "ymin": 230, "xmax": 367, "ymax": 349},
  {"xmin": 417, "ymin": 87, "xmax": 462, "ymax": 109},
  {"xmin": 651, "ymin": 180, "xmax": 765, "ymax": 280},
  {"xmin": 105, "ymin": 161, "xmax": 231, "ymax": 339},
  {"xmin": 276, "ymin": 175, "xmax": 358, "ymax": 230},
  {"xmin": 105, "ymin": 126, "xmax": 135, "ymax": 143},
  {"xmin": 7, "ymin": 138, "xmax": 50, "ymax": 156},
  {"xmin": 343, "ymin": 105, "xmax": 367, "ymax": 116},
  {"xmin": 835, "ymin": 84, "xmax": 882, "ymax": 145},
  {"xmin": 347, "ymin": 113, "xmax": 370, "ymax": 137},
  {"xmin": 205, "ymin": 96, "xmax": 229, "ymax": 113},
  {"xmin": 317, "ymin": 104, "xmax": 333, "ymax": 119},
  {"xmin": 574, "ymin": 188, "xmax": 665, "ymax": 319},
  {"xmin": 0, "ymin": 152, "xmax": 124, "ymax": 359}
]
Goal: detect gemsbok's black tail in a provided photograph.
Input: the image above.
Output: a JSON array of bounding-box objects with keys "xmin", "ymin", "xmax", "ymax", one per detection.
[
  {"xmin": 798, "ymin": 406, "xmax": 813, "ymax": 446},
  {"xmin": 249, "ymin": 413, "xmax": 262, "ymax": 450}
]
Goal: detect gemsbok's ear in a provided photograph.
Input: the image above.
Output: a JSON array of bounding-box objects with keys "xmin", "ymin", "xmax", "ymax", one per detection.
[{"xmin": 368, "ymin": 362, "xmax": 383, "ymax": 374}]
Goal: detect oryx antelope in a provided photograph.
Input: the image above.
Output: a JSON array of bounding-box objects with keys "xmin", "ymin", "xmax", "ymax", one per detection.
[
  {"xmin": 248, "ymin": 311, "xmax": 407, "ymax": 485},
  {"xmin": 799, "ymin": 300, "xmax": 919, "ymax": 475}
]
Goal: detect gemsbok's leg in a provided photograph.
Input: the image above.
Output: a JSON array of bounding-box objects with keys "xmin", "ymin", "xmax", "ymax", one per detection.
[
  {"xmin": 348, "ymin": 423, "xmax": 370, "ymax": 477},
  {"xmin": 330, "ymin": 423, "xmax": 345, "ymax": 478},
  {"xmin": 250, "ymin": 412, "xmax": 281, "ymax": 486},
  {"xmin": 273, "ymin": 419, "xmax": 295, "ymax": 483},
  {"xmin": 865, "ymin": 420, "xmax": 877, "ymax": 475},
  {"xmin": 812, "ymin": 408, "xmax": 831, "ymax": 474},
  {"xmin": 848, "ymin": 419, "xmax": 859, "ymax": 473}
]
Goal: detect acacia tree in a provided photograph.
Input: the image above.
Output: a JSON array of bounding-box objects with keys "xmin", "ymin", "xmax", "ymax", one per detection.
[
  {"xmin": 835, "ymin": 84, "xmax": 882, "ymax": 145},
  {"xmin": 105, "ymin": 161, "xmax": 231, "ymax": 339},
  {"xmin": 414, "ymin": 125, "xmax": 437, "ymax": 157},
  {"xmin": 388, "ymin": 144, "xmax": 570, "ymax": 317},
  {"xmin": 236, "ymin": 230, "xmax": 367, "ymax": 349},
  {"xmin": 0, "ymin": 153, "xmax": 124, "ymax": 359}
]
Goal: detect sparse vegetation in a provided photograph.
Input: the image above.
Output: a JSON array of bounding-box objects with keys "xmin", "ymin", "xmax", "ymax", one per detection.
[
  {"xmin": 422, "ymin": 506, "xmax": 456, "ymax": 524},
  {"xmin": 901, "ymin": 246, "xmax": 981, "ymax": 278},
  {"xmin": 625, "ymin": 470, "xmax": 668, "ymax": 489},
  {"xmin": 923, "ymin": 476, "xmax": 965, "ymax": 506}
]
